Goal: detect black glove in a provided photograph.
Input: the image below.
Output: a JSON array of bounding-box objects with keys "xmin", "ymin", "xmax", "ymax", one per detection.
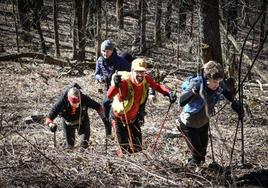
[
  {"xmin": 231, "ymin": 101, "xmax": 245, "ymax": 120},
  {"xmin": 114, "ymin": 74, "xmax": 122, "ymax": 87},
  {"xmin": 49, "ymin": 123, "xmax": 57, "ymax": 132},
  {"xmin": 168, "ymin": 91, "xmax": 177, "ymax": 103}
]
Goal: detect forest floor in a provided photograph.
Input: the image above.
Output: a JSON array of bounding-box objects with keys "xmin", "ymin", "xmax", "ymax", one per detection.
[
  {"xmin": 0, "ymin": 58, "xmax": 267, "ymax": 187},
  {"xmin": 0, "ymin": 0, "xmax": 268, "ymax": 187}
]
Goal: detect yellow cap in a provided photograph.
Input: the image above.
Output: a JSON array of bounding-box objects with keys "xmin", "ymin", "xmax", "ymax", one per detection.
[{"xmin": 131, "ymin": 58, "xmax": 147, "ymax": 71}]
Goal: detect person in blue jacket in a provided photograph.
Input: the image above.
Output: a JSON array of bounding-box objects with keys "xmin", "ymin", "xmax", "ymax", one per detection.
[
  {"xmin": 95, "ymin": 40, "xmax": 131, "ymax": 136},
  {"xmin": 178, "ymin": 60, "xmax": 244, "ymax": 166}
]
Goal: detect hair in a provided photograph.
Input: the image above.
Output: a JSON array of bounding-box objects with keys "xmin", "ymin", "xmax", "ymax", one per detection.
[
  {"xmin": 203, "ymin": 60, "xmax": 224, "ymax": 80},
  {"xmin": 68, "ymin": 87, "xmax": 80, "ymax": 97}
]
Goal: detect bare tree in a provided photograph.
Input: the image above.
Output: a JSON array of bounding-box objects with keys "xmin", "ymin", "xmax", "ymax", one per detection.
[
  {"xmin": 200, "ymin": 0, "xmax": 222, "ymax": 64},
  {"xmin": 116, "ymin": 0, "xmax": 124, "ymax": 29},
  {"xmin": 72, "ymin": 0, "xmax": 78, "ymax": 59},
  {"xmin": 227, "ymin": 0, "xmax": 238, "ymax": 36},
  {"xmin": 165, "ymin": 0, "xmax": 173, "ymax": 39},
  {"xmin": 12, "ymin": 0, "xmax": 19, "ymax": 52},
  {"xmin": 259, "ymin": 0, "xmax": 267, "ymax": 46},
  {"xmin": 53, "ymin": 0, "xmax": 60, "ymax": 57},
  {"xmin": 33, "ymin": 0, "xmax": 46, "ymax": 54},
  {"xmin": 72, "ymin": 0, "xmax": 89, "ymax": 61},
  {"xmin": 17, "ymin": 0, "xmax": 30, "ymax": 32},
  {"xmin": 87, "ymin": 0, "xmax": 96, "ymax": 40},
  {"xmin": 154, "ymin": 0, "xmax": 162, "ymax": 46},
  {"xmin": 139, "ymin": 0, "xmax": 146, "ymax": 54},
  {"xmin": 95, "ymin": 0, "xmax": 102, "ymax": 59},
  {"xmin": 78, "ymin": 0, "xmax": 89, "ymax": 61}
]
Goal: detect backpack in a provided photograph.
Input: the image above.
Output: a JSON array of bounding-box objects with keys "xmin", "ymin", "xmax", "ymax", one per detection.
[{"xmin": 181, "ymin": 75, "xmax": 203, "ymax": 92}]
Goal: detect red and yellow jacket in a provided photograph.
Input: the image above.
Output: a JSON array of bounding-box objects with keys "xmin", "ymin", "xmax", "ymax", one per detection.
[{"xmin": 107, "ymin": 71, "xmax": 170, "ymax": 122}]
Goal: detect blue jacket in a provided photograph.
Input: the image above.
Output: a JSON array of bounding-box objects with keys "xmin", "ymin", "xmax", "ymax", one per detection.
[
  {"xmin": 181, "ymin": 75, "xmax": 222, "ymax": 115},
  {"xmin": 95, "ymin": 50, "xmax": 131, "ymax": 90}
]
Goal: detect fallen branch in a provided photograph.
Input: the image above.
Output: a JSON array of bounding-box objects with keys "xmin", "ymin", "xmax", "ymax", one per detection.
[{"xmin": 0, "ymin": 52, "xmax": 96, "ymax": 69}]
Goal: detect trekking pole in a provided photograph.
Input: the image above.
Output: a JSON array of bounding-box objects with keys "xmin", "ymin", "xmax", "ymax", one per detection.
[
  {"xmin": 151, "ymin": 101, "xmax": 173, "ymax": 152},
  {"xmin": 116, "ymin": 71, "xmax": 135, "ymax": 154},
  {"xmin": 53, "ymin": 131, "xmax": 56, "ymax": 148},
  {"xmin": 208, "ymin": 125, "xmax": 215, "ymax": 162},
  {"xmin": 105, "ymin": 134, "xmax": 108, "ymax": 154}
]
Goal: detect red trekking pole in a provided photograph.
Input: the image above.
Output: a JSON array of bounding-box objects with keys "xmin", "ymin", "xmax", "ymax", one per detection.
[{"xmin": 151, "ymin": 101, "xmax": 173, "ymax": 152}]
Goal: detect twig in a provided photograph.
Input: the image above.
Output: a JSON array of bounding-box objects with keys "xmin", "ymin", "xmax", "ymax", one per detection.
[{"xmin": 14, "ymin": 130, "xmax": 71, "ymax": 180}]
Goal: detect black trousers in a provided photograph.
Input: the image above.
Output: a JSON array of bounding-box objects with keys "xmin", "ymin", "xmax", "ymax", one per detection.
[
  {"xmin": 111, "ymin": 114, "xmax": 142, "ymax": 153},
  {"xmin": 179, "ymin": 120, "xmax": 209, "ymax": 162},
  {"xmin": 103, "ymin": 96, "xmax": 113, "ymax": 136},
  {"xmin": 62, "ymin": 118, "xmax": 90, "ymax": 149}
]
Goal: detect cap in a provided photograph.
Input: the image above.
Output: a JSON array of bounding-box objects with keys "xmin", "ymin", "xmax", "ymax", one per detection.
[
  {"xmin": 101, "ymin": 39, "xmax": 114, "ymax": 51},
  {"xmin": 131, "ymin": 58, "xmax": 147, "ymax": 71}
]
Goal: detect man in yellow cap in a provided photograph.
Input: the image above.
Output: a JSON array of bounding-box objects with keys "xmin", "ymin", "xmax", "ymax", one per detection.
[{"xmin": 107, "ymin": 58, "xmax": 177, "ymax": 156}]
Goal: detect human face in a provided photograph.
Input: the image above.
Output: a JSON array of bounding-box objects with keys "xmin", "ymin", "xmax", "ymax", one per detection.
[
  {"xmin": 132, "ymin": 70, "xmax": 145, "ymax": 84},
  {"xmin": 101, "ymin": 49, "xmax": 113, "ymax": 59},
  {"xmin": 68, "ymin": 95, "xmax": 80, "ymax": 108},
  {"xmin": 206, "ymin": 79, "xmax": 223, "ymax": 91}
]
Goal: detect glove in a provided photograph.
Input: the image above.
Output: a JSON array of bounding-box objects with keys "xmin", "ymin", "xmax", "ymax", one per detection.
[
  {"xmin": 114, "ymin": 74, "xmax": 122, "ymax": 87},
  {"xmin": 98, "ymin": 76, "xmax": 104, "ymax": 83},
  {"xmin": 168, "ymin": 91, "xmax": 177, "ymax": 103},
  {"xmin": 48, "ymin": 123, "xmax": 57, "ymax": 132},
  {"xmin": 231, "ymin": 101, "xmax": 245, "ymax": 120}
]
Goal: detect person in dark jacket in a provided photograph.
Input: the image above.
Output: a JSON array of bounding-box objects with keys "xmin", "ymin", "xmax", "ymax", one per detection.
[
  {"xmin": 95, "ymin": 40, "xmax": 131, "ymax": 136},
  {"xmin": 45, "ymin": 83, "xmax": 109, "ymax": 149},
  {"xmin": 178, "ymin": 61, "xmax": 244, "ymax": 166}
]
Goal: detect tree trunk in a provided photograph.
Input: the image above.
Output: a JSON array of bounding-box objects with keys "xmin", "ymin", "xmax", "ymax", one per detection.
[
  {"xmin": 139, "ymin": 0, "xmax": 146, "ymax": 54},
  {"xmin": 178, "ymin": 0, "xmax": 186, "ymax": 31},
  {"xmin": 17, "ymin": 0, "xmax": 30, "ymax": 32},
  {"xmin": 259, "ymin": 0, "xmax": 267, "ymax": 46},
  {"xmin": 12, "ymin": 0, "xmax": 19, "ymax": 52},
  {"xmin": 77, "ymin": 0, "xmax": 89, "ymax": 61},
  {"xmin": 189, "ymin": 8, "xmax": 194, "ymax": 54},
  {"xmin": 227, "ymin": 0, "xmax": 238, "ymax": 36},
  {"xmin": 242, "ymin": 0, "xmax": 250, "ymax": 27},
  {"xmin": 32, "ymin": 0, "xmax": 44, "ymax": 30},
  {"xmin": 76, "ymin": 0, "xmax": 83, "ymax": 61},
  {"xmin": 87, "ymin": 0, "xmax": 96, "ymax": 39},
  {"xmin": 116, "ymin": 0, "xmax": 124, "ymax": 29},
  {"xmin": 200, "ymin": 0, "xmax": 222, "ymax": 64},
  {"xmin": 53, "ymin": 0, "xmax": 60, "ymax": 57},
  {"xmin": 165, "ymin": 0, "xmax": 172, "ymax": 39},
  {"xmin": 95, "ymin": 0, "xmax": 102, "ymax": 59},
  {"xmin": 176, "ymin": 0, "xmax": 181, "ymax": 59},
  {"xmin": 72, "ymin": 0, "xmax": 78, "ymax": 59},
  {"xmin": 154, "ymin": 0, "xmax": 162, "ymax": 46},
  {"xmin": 33, "ymin": 1, "xmax": 46, "ymax": 54}
]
